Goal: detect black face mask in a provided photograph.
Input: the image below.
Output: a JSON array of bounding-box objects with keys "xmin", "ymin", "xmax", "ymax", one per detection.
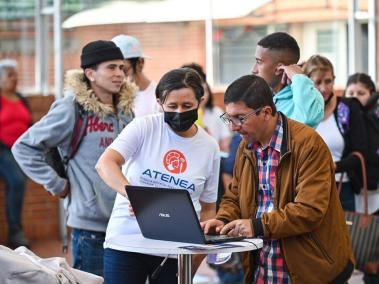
[{"xmin": 164, "ymin": 109, "xmax": 198, "ymax": 132}]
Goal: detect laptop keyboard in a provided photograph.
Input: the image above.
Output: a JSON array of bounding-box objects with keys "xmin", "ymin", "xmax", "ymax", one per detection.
[
  {"xmin": 205, "ymin": 234, "xmax": 226, "ymax": 240},
  {"xmin": 205, "ymin": 234, "xmax": 238, "ymax": 242}
]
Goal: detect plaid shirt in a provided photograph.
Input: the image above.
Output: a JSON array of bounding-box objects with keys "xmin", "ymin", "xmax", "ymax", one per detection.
[{"xmin": 251, "ymin": 114, "xmax": 291, "ymax": 284}]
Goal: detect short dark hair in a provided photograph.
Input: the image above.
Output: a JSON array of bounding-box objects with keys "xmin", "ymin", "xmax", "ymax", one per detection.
[
  {"xmin": 181, "ymin": 63, "xmax": 206, "ymax": 81},
  {"xmin": 181, "ymin": 63, "xmax": 214, "ymax": 109},
  {"xmin": 127, "ymin": 57, "xmax": 140, "ymax": 73},
  {"xmin": 346, "ymin": 73, "xmax": 376, "ymax": 95},
  {"xmin": 156, "ymin": 68, "xmax": 204, "ymax": 103},
  {"xmin": 224, "ymin": 75, "xmax": 276, "ymax": 115},
  {"xmin": 258, "ymin": 32, "xmax": 300, "ymax": 64}
]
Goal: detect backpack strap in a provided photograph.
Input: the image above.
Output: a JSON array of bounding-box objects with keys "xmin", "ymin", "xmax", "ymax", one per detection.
[
  {"xmin": 62, "ymin": 102, "xmax": 88, "ymax": 165},
  {"xmin": 16, "ymin": 92, "xmax": 31, "ymax": 112},
  {"xmin": 68, "ymin": 103, "xmax": 88, "ymax": 160},
  {"xmin": 0, "ymin": 93, "xmax": 31, "ymax": 112}
]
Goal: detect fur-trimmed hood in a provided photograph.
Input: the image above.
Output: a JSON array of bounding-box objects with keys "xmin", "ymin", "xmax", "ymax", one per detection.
[{"xmin": 63, "ymin": 69, "xmax": 136, "ymax": 117}]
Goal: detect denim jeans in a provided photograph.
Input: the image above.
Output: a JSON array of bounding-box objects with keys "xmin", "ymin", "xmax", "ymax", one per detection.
[
  {"xmin": 0, "ymin": 145, "xmax": 27, "ymax": 231},
  {"xmin": 71, "ymin": 228, "xmax": 105, "ymax": 277},
  {"xmin": 217, "ymin": 269, "xmax": 244, "ymax": 284},
  {"xmin": 104, "ymin": 248, "xmax": 177, "ymax": 284},
  {"xmin": 338, "ymin": 182, "xmax": 355, "ymax": 211}
]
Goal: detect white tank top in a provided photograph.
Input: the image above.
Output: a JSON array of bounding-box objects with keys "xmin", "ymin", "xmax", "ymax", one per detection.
[{"xmin": 316, "ymin": 114, "xmax": 349, "ymax": 182}]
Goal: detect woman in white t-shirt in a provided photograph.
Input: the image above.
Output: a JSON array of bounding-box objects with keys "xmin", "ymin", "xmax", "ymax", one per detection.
[{"xmin": 96, "ymin": 68, "xmax": 220, "ymax": 283}]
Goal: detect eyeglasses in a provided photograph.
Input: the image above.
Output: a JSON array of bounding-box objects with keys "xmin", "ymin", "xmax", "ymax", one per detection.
[{"xmin": 220, "ymin": 108, "xmax": 262, "ymax": 126}]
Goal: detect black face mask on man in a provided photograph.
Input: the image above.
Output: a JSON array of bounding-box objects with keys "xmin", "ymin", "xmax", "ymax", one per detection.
[{"xmin": 164, "ymin": 108, "xmax": 198, "ymax": 132}]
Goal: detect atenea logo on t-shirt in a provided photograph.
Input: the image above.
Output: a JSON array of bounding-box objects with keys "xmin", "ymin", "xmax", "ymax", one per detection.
[
  {"xmin": 141, "ymin": 150, "xmax": 195, "ymax": 191},
  {"xmin": 163, "ymin": 150, "xmax": 187, "ymax": 174}
]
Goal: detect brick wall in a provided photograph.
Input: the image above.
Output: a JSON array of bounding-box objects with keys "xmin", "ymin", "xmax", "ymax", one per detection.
[
  {"xmin": 213, "ymin": 90, "xmax": 225, "ymax": 110},
  {"xmin": 64, "ymin": 21, "xmax": 206, "ymax": 83},
  {"xmin": 1, "ymin": 20, "xmax": 206, "ymax": 93},
  {"xmin": 0, "ymin": 95, "xmax": 59, "ymax": 244},
  {"xmin": 2, "ymin": 1, "xmax": 378, "ymax": 91},
  {"xmin": 0, "ymin": 180, "xmax": 60, "ymax": 242}
]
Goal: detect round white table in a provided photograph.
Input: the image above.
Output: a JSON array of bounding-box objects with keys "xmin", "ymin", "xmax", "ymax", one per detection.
[{"xmin": 105, "ymin": 234, "xmax": 263, "ymax": 284}]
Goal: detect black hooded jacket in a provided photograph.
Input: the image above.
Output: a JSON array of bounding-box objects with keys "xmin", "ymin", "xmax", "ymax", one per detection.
[
  {"xmin": 363, "ymin": 93, "xmax": 379, "ymax": 190},
  {"xmin": 334, "ymin": 97, "xmax": 368, "ymax": 193}
]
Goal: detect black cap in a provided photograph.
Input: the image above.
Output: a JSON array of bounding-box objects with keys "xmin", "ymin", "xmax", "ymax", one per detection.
[{"xmin": 80, "ymin": 40, "xmax": 124, "ymax": 69}]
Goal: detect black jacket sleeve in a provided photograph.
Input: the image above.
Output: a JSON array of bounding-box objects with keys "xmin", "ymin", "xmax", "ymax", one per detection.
[
  {"xmin": 335, "ymin": 97, "xmax": 367, "ymax": 172},
  {"xmin": 335, "ymin": 97, "xmax": 367, "ymax": 192}
]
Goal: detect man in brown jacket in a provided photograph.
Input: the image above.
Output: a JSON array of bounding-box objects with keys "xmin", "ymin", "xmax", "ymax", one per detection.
[{"xmin": 202, "ymin": 75, "xmax": 354, "ymax": 283}]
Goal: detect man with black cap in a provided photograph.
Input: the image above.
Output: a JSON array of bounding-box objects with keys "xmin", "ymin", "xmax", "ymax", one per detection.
[{"xmin": 12, "ymin": 40, "xmax": 136, "ymax": 276}]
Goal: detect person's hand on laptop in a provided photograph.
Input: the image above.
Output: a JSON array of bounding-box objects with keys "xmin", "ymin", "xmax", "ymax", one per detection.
[
  {"xmin": 200, "ymin": 219, "xmax": 225, "ymax": 235},
  {"xmin": 220, "ymin": 219, "xmax": 254, "ymax": 237}
]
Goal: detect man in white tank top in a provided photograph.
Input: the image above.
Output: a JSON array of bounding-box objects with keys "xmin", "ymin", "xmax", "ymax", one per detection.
[{"xmin": 112, "ymin": 34, "xmax": 159, "ymax": 117}]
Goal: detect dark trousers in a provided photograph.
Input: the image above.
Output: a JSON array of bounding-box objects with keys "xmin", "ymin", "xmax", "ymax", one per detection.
[
  {"xmin": 0, "ymin": 145, "xmax": 27, "ymax": 232},
  {"xmin": 338, "ymin": 182, "xmax": 356, "ymax": 211},
  {"xmin": 104, "ymin": 248, "xmax": 177, "ymax": 284},
  {"xmin": 71, "ymin": 228, "xmax": 105, "ymax": 277}
]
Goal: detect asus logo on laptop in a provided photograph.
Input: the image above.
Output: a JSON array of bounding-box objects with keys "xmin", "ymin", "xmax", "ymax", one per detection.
[{"xmin": 159, "ymin": 213, "xmax": 171, "ymax": 218}]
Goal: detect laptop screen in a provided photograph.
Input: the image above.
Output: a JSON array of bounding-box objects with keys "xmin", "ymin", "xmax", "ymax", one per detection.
[{"xmin": 125, "ymin": 185, "xmax": 207, "ymax": 244}]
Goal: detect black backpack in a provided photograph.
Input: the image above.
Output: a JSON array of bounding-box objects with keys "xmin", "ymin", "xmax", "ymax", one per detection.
[{"xmin": 45, "ymin": 102, "xmax": 88, "ymax": 179}]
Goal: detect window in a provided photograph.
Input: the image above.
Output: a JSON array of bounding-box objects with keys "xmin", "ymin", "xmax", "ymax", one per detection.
[
  {"xmin": 316, "ymin": 30, "xmax": 335, "ymax": 53},
  {"xmin": 213, "ymin": 26, "xmax": 267, "ymax": 86}
]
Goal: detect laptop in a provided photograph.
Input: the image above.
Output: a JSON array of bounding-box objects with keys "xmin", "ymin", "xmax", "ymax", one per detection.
[{"xmin": 125, "ymin": 185, "xmax": 245, "ymax": 244}]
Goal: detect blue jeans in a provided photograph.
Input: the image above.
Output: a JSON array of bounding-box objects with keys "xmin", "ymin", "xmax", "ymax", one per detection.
[
  {"xmin": 0, "ymin": 145, "xmax": 27, "ymax": 231},
  {"xmin": 217, "ymin": 269, "xmax": 244, "ymax": 284},
  {"xmin": 104, "ymin": 248, "xmax": 177, "ymax": 284},
  {"xmin": 338, "ymin": 182, "xmax": 355, "ymax": 211},
  {"xmin": 71, "ymin": 228, "xmax": 105, "ymax": 277},
  {"xmin": 215, "ymin": 252, "xmax": 244, "ymax": 284}
]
